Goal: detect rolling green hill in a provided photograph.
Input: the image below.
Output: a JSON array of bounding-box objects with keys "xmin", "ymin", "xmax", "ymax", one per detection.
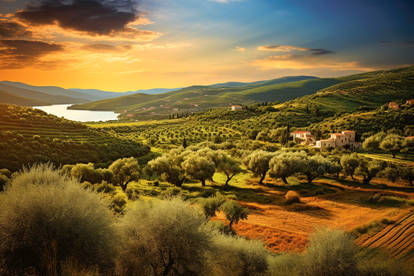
[
  {"xmin": 0, "ymin": 104, "xmax": 150, "ymax": 171},
  {"xmin": 186, "ymin": 66, "xmax": 414, "ymax": 138},
  {"xmin": 83, "ymin": 66, "xmax": 414, "ymax": 148},
  {"xmin": 309, "ymin": 104, "xmax": 414, "ymax": 139},
  {"xmin": 70, "ymin": 76, "xmax": 339, "ymax": 120}
]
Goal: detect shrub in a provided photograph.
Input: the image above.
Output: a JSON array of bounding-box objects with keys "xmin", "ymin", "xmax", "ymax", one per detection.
[
  {"xmin": 159, "ymin": 187, "xmax": 182, "ymax": 199},
  {"xmin": 285, "ymin": 191, "xmax": 300, "ymax": 204},
  {"xmin": 95, "ymin": 181, "xmax": 117, "ymax": 194},
  {"xmin": 116, "ymin": 198, "xmax": 212, "ymax": 276},
  {"xmin": 302, "ymin": 228, "xmax": 358, "ymax": 276},
  {"xmin": 0, "ymin": 165, "xmax": 116, "ymax": 275},
  {"xmin": 125, "ymin": 186, "xmax": 140, "ymax": 200},
  {"xmin": 268, "ymin": 254, "xmax": 302, "ymax": 276},
  {"xmin": 209, "ymin": 234, "xmax": 269, "ymax": 275},
  {"xmin": 357, "ymin": 252, "xmax": 414, "ymax": 276},
  {"xmin": 0, "ymin": 174, "xmax": 9, "ymax": 192},
  {"xmin": 111, "ymin": 192, "xmax": 128, "ymax": 214}
]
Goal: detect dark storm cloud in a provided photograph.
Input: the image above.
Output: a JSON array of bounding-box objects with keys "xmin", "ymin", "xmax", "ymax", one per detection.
[
  {"xmin": 0, "ymin": 39, "xmax": 64, "ymax": 68},
  {"xmin": 0, "ymin": 19, "xmax": 32, "ymax": 39},
  {"xmin": 16, "ymin": 0, "xmax": 141, "ymax": 35}
]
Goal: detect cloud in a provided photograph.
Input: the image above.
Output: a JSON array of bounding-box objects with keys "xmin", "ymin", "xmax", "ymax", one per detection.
[
  {"xmin": 235, "ymin": 46, "xmax": 245, "ymax": 52},
  {"xmin": 253, "ymin": 53, "xmax": 372, "ymax": 71},
  {"xmin": 255, "ymin": 44, "xmax": 338, "ymax": 70},
  {"xmin": 257, "ymin": 44, "xmax": 334, "ymax": 55},
  {"xmin": 81, "ymin": 43, "xmax": 132, "ymax": 52},
  {"xmin": 15, "ymin": 0, "xmax": 147, "ymax": 37},
  {"xmin": 258, "ymin": 45, "xmax": 308, "ymax": 52},
  {"xmin": 0, "ymin": 39, "xmax": 64, "ymax": 68},
  {"xmin": 309, "ymin": 48, "xmax": 334, "ymax": 55},
  {"xmin": 0, "ymin": 18, "xmax": 32, "ymax": 39}
]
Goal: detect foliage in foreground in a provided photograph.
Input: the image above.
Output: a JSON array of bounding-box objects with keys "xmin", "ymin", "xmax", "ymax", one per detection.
[
  {"xmin": 0, "ymin": 164, "xmax": 116, "ymax": 275},
  {"xmin": 1, "ymin": 165, "xmax": 413, "ymax": 276}
]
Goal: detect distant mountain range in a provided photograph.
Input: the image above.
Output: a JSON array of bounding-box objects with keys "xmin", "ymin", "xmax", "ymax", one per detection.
[
  {"xmin": 69, "ymin": 76, "xmax": 335, "ymax": 120},
  {"xmin": 0, "ymin": 81, "xmax": 179, "ymax": 106}
]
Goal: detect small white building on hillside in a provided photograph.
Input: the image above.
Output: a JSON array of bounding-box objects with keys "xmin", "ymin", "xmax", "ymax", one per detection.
[{"xmin": 231, "ymin": 105, "xmax": 243, "ymax": 111}]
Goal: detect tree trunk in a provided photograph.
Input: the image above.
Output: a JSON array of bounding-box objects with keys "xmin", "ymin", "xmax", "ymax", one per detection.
[
  {"xmin": 281, "ymin": 176, "xmax": 288, "ymax": 184},
  {"xmin": 201, "ymin": 179, "xmax": 206, "ymax": 186},
  {"xmin": 392, "ymin": 152, "xmax": 396, "ymax": 158},
  {"xmin": 259, "ymin": 173, "xmax": 266, "ymax": 184},
  {"xmin": 229, "ymin": 220, "xmax": 233, "ymax": 231},
  {"xmin": 307, "ymin": 174, "xmax": 313, "ymax": 184},
  {"xmin": 225, "ymin": 174, "xmax": 235, "ymax": 186}
]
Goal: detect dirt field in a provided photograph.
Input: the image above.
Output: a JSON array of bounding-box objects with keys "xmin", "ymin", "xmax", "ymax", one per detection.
[
  {"xmin": 359, "ymin": 209, "xmax": 414, "ymax": 262},
  {"xmin": 216, "ymin": 177, "xmax": 414, "ymax": 254}
]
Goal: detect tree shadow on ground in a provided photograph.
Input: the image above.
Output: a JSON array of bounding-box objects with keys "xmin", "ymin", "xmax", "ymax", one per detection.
[{"xmin": 283, "ymin": 202, "xmax": 334, "ymax": 219}]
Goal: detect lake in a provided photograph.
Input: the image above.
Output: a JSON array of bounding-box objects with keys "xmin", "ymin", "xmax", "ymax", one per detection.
[{"xmin": 34, "ymin": 104, "xmax": 119, "ymax": 122}]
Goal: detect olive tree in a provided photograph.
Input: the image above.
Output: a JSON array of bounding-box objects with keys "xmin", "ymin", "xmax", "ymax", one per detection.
[
  {"xmin": 182, "ymin": 151, "xmax": 215, "ymax": 186},
  {"xmin": 301, "ymin": 155, "xmax": 338, "ymax": 184},
  {"xmin": 362, "ymin": 132, "xmax": 386, "ymax": 151},
  {"xmin": 213, "ymin": 150, "xmax": 243, "ymax": 186},
  {"xmin": 109, "ymin": 157, "xmax": 140, "ymax": 191},
  {"xmin": 200, "ymin": 192, "xmax": 227, "ymax": 218},
  {"xmin": 380, "ymin": 134, "xmax": 404, "ymax": 158},
  {"xmin": 148, "ymin": 148, "xmax": 187, "ymax": 186},
  {"xmin": 0, "ymin": 165, "xmax": 116, "ymax": 275},
  {"xmin": 355, "ymin": 159, "xmax": 386, "ymax": 184},
  {"xmin": 400, "ymin": 166, "xmax": 414, "ymax": 186},
  {"xmin": 220, "ymin": 200, "xmax": 249, "ymax": 231},
  {"xmin": 269, "ymin": 151, "xmax": 304, "ymax": 184},
  {"xmin": 244, "ymin": 150, "xmax": 275, "ymax": 184},
  {"xmin": 70, "ymin": 163, "xmax": 102, "ymax": 183},
  {"xmin": 340, "ymin": 153, "xmax": 360, "ymax": 179}
]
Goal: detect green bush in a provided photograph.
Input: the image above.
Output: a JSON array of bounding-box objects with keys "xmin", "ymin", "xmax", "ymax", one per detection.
[
  {"xmin": 209, "ymin": 234, "xmax": 269, "ymax": 276},
  {"xmin": 302, "ymin": 228, "xmax": 358, "ymax": 276},
  {"xmin": 0, "ymin": 165, "xmax": 116, "ymax": 275},
  {"xmin": 116, "ymin": 198, "xmax": 212, "ymax": 276}
]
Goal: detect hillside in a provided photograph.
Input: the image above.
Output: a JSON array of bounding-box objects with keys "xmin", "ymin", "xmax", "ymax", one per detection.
[
  {"xmin": 309, "ymin": 104, "xmax": 414, "ymax": 139},
  {"xmin": 0, "ymin": 104, "xmax": 150, "ymax": 171},
  {"xmin": 192, "ymin": 66, "xmax": 414, "ymax": 131},
  {"xmin": 0, "ymin": 83, "xmax": 83, "ymax": 106},
  {"xmin": 0, "ymin": 81, "xmax": 141, "ymax": 105},
  {"xmin": 0, "ymin": 90, "xmax": 47, "ymax": 106},
  {"xmin": 69, "ymin": 76, "xmax": 336, "ymax": 120}
]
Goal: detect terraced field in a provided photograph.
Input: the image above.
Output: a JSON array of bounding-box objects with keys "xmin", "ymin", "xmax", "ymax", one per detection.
[
  {"xmin": 359, "ymin": 209, "xmax": 414, "ymax": 261},
  {"xmin": 0, "ymin": 104, "xmax": 149, "ymax": 171}
]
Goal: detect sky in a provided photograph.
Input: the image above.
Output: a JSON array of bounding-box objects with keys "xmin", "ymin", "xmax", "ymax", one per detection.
[{"xmin": 0, "ymin": 0, "xmax": 413, "ymax": 91}]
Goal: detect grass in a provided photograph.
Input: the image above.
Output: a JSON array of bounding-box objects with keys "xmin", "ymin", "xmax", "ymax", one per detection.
[{"xmin": 360, "ymin": 153, "xmax": 414, "ymax": 166}]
